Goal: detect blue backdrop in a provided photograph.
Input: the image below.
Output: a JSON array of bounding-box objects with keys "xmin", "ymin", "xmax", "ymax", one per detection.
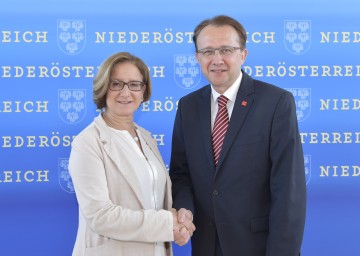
[{"xmin": 1, "ymin": 1, "xmax": 359, "ymax": 255}]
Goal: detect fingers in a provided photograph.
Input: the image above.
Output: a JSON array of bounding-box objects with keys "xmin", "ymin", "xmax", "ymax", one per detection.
[
  {"xmin": 177, "ymin": 208, "xmax": 192, "ymax": 223},
  {"xmin": 185, "ymin": 222, "xmax": 196, "ymax": 236},
  {"xmin": 173, "ymin": 226, "xmax": 190, "ymax": 246},
  {"xmin": 177, "ymin": 208, "xmax": 196, "ymax": 236},
  {"xmin": 172, "ymin": 208, "xmax": 193, "ymax": 246}
]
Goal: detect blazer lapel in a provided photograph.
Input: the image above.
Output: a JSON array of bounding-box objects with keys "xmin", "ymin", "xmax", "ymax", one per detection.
[
  {"xmin": 216, "ymin": 72, "xmax": 255, "ymax": 170},
  {"xmin": 136, "ymin": 124, "xmax": 164, "ymax": 169},
  {"xmin": 95, "ymin": 116, "xmax": 149, "ymax": 209},
  {"xmin": 134, "ymin": 124, "xmax": 173, "ymax": 211}
]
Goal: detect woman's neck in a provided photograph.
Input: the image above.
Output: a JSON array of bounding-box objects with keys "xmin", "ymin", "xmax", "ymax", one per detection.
[{"xmin": 102, "ymin": 111, "xmax": 134, "ymax": 131}]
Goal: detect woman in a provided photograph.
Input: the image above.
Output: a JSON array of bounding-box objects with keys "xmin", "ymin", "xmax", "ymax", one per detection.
[{"xmin": 69, "ymin": 52, "xmax": 192, "ymax": 256}]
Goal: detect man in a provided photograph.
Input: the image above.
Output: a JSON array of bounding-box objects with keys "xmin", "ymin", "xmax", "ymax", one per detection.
[{"xmin": 170, "ymin": 15, "xmax": 306, "ymax": 256}]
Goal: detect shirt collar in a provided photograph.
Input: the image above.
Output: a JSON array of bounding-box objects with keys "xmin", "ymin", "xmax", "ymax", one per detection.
[{"xmin": 211, "ymin": 71, "xmax": 243, "ymax": 103}]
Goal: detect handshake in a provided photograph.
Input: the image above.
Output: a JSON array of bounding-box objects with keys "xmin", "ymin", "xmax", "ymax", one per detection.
[{"xmin": 171, "ymin": 208, "xmax": 196, "ymax": 246}]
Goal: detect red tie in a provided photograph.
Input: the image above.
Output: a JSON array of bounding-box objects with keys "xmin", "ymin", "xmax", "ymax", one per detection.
[{"xmin": 212, "ymin": 95, "xmax": 229, "ymax": 166}]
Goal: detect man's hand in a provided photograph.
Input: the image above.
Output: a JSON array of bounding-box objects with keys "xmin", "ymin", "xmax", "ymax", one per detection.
[
  {"xmin": 171, "ymin": 208, "xmax": 191, "ymax": 246},
  {"xmin": 177, "ymin": 208, "xmax": 196, "ymax": 236}
]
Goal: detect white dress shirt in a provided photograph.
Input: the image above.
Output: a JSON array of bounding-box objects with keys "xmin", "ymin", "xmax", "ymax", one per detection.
[{"xmin": 210, "ymin": 72, "xmax": 243, "ymax": 131}]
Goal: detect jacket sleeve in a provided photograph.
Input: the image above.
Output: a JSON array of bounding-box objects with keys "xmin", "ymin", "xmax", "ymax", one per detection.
[
  {"xmin": 267, "ymin": 91, "xmax": 307, "ymax": 256},
  {"xmin": 169, "ymin": 98, "xmax": 195, "ymax": 214},
  {"xmin": 68, "ymin": 131, "xmax": 174, "ymax": 243}
]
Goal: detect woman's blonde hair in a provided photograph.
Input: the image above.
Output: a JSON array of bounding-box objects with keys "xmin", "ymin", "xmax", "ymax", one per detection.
[{"xmin": 93, "ymin": 52, "xmax": 152, "ymax": 109}]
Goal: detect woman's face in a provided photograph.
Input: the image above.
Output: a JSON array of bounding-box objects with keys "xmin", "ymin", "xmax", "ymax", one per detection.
[{"xmin": 105, "ymin": 62, "xmax": 145, "ymax": 118}]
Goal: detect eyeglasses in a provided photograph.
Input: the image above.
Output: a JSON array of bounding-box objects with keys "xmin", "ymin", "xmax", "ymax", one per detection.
[
  {"xmin": 197, "ymin": 46, "xmax": 243, "ymax": 58},
  {"xmin": 109, "ymin": 80, "xmax": 145, "ymax": 91}
]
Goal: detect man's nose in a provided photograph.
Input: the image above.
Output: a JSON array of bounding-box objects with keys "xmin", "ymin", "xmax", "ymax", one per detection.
[{"xmin": 211, "ymin": 50, "xmax": 224, "ymax": 63}]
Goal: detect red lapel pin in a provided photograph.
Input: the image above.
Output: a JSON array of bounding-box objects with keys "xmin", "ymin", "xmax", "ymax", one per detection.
[{"xmin": 241, "ymin": 101, "xmax": 247, "ymax": 107}]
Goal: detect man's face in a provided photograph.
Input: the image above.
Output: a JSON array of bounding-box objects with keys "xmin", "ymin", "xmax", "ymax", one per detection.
[{"xmin": 196, "ymin": 25, "xmax": 247, "ymax": 94}]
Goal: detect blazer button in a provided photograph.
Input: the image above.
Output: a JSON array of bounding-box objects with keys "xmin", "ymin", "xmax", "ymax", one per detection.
[{"xmin": 212, "ymin": 190, "xmax": 219, "ymax": 196}]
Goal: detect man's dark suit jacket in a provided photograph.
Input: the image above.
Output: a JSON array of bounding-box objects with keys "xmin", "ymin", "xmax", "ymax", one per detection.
[{"xmin": 170, "ymin": 71, "xmax": 306, "ymax": 256}]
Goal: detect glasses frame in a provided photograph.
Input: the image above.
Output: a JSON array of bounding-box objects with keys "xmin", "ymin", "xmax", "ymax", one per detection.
[
  {"xmin": 108, "ymin": 80, "xmax": 145, "ymax": 91},
  {"xmin": 197, "ymin": 46, "xmax": 243, "ymax": 58}
]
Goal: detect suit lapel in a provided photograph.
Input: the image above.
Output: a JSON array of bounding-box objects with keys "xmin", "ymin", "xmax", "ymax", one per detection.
[
  {"xmin": 216, "ymin": 72, "xmax": 255, "ymax": 170},
  {"xmin": 198, "ymin": 87, "xmax": 216, "ymax": 168}
]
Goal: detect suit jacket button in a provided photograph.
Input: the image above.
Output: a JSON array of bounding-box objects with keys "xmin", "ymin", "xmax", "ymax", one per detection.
[{"xmin": 212, "ymin": 190, "xmax": 219, "ymax": 196}]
